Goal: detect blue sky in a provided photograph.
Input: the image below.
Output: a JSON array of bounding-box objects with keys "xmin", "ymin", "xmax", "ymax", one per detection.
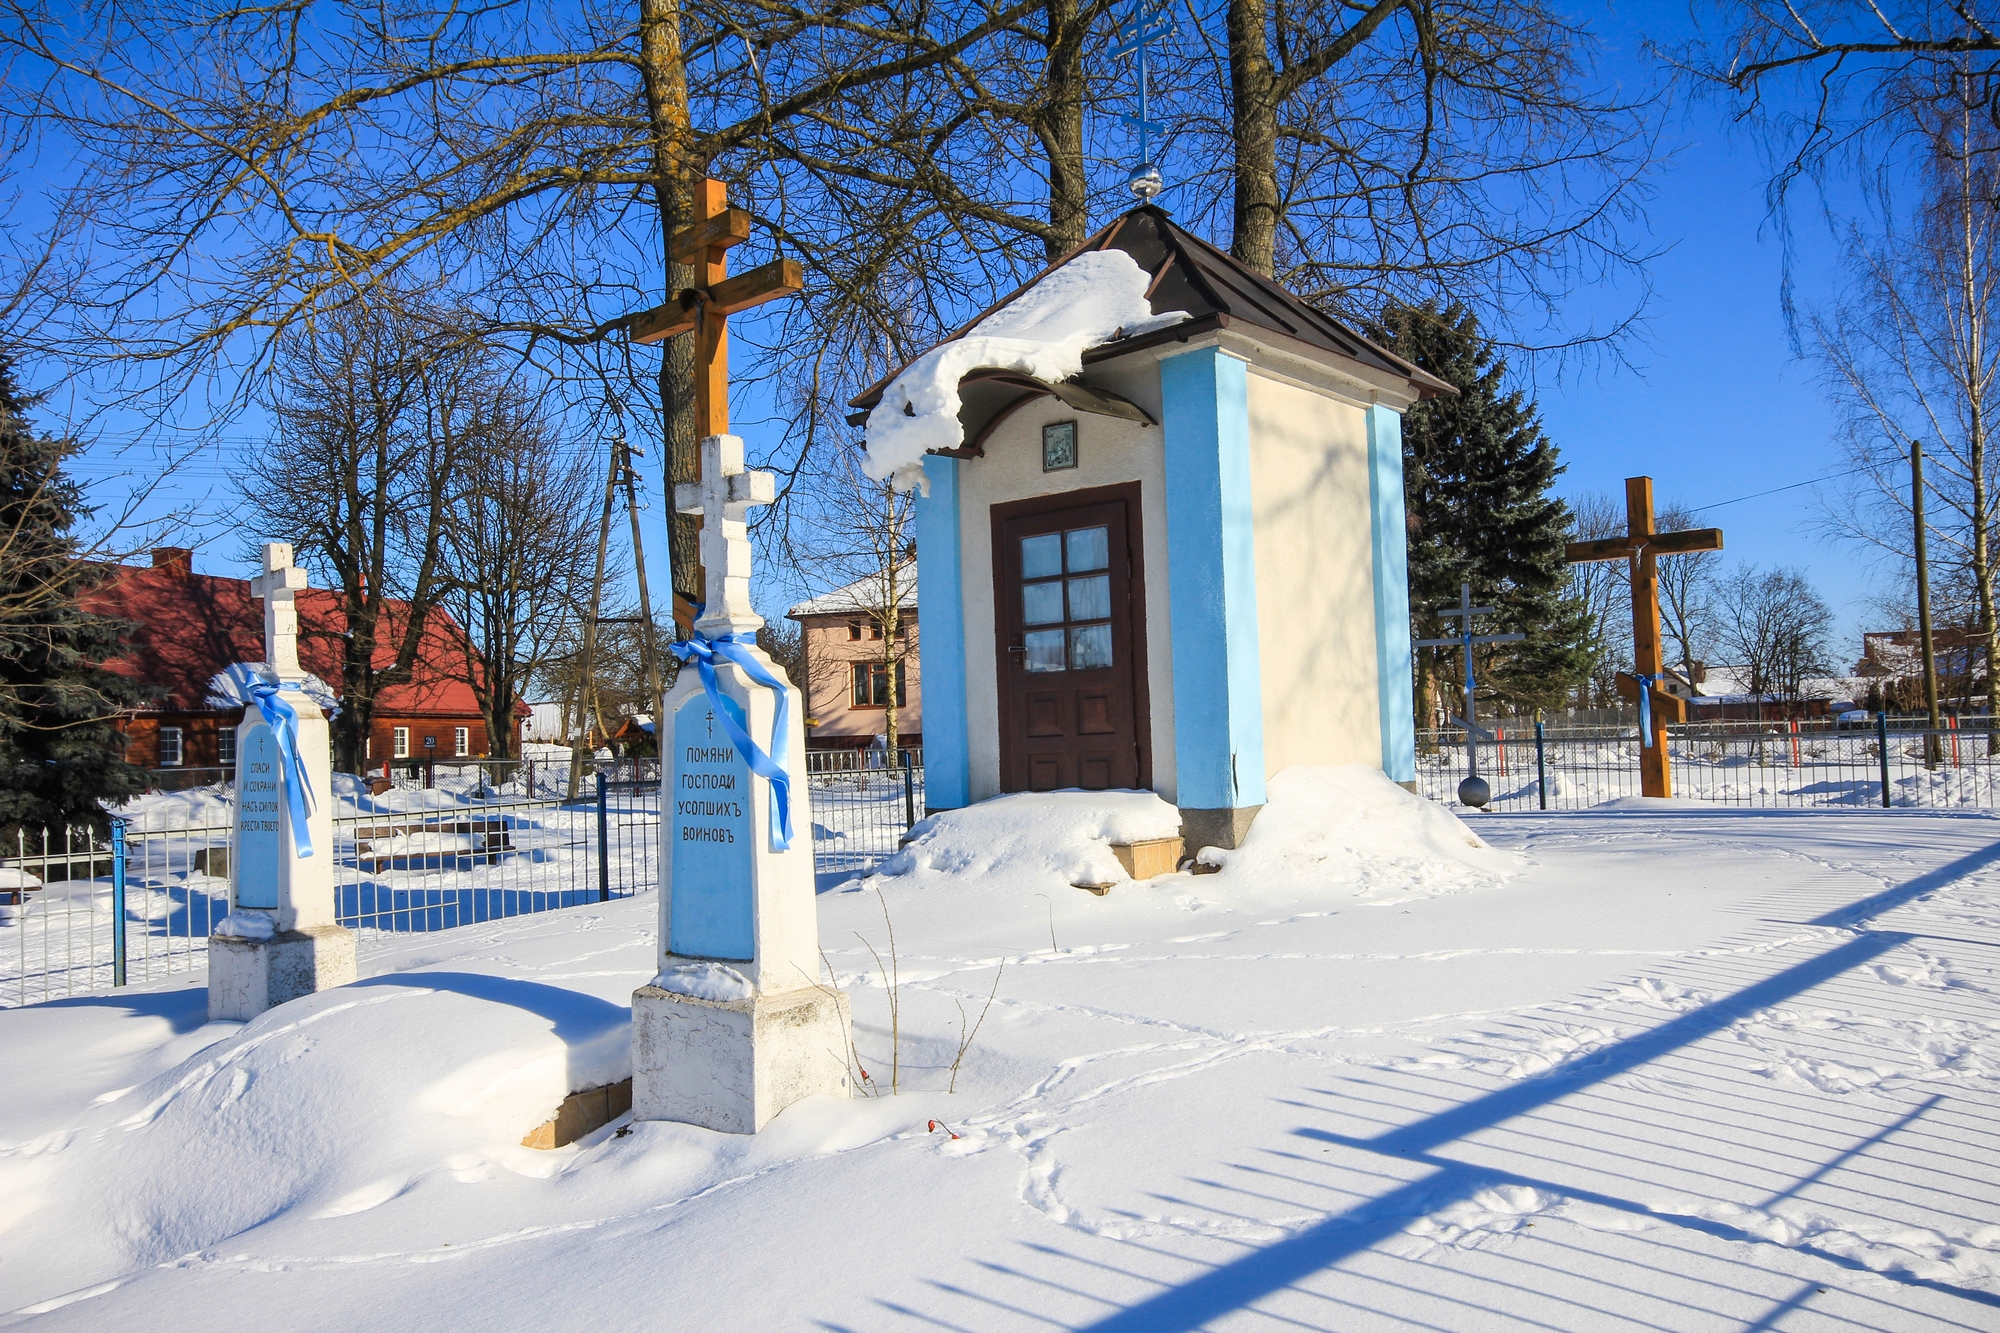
[
  {"xmin": 1530, "ymin": 1, "xmax": 1877, "ymax": 662},
  {"xmin": 51, "ymin": 0, "xmax": 1888, "ymax": 660}
]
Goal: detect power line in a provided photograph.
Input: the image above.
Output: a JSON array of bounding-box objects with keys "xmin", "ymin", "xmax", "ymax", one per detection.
[{"xmin": 1687, "ymin": 465, "xmax": 1872, "ymax": 515}]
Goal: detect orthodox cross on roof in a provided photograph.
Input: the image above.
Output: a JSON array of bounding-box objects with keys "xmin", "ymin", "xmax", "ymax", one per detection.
[
  {"xmin": 1416, "ymin": 583, "xmax": 1524, "ymax": 806},
  {"xmin": 1564, "ymin": 476, "xmax": 1724, "ymax": 799},
  {"xmin": 1112, "ymin": 0, "xmax": 1172, "ymax": 199},
  {"xmin": 617, "ymin": 178, "xmax": 803, "ymax": 623},
  {"xmin": 249, "ymin": 542, "xmax": 308, "ymax": 680}
]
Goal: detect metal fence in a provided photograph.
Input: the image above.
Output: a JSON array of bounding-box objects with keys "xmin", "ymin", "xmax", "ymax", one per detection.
[
  {"xmin": 3, "ymin": 750, "xmax": 916, "ymax": 1007},
  {"xmin": 1417, "ymin": 716, "xmax": 2000, "ymax": 812},
  {"xmin": 806, "ymin": 748, "xmax": 923, "ymax": 876},
  {"xmin": 2, "ymin": 772, "xmax": 663, "ymax": 1008}
]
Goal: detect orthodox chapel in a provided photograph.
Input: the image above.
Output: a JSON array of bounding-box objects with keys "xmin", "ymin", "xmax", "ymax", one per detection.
[{"xmin": 851, "ymin": 204, "xmax": 1452, "ymax": 851}]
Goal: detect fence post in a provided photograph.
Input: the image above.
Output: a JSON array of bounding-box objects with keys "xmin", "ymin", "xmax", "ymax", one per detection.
[
  {"xmin": 901, "ymin": 749, "xmax": 916, "ymax": 828},
  {"xmin": 111, "ymin": 819, "xmax": 128, "ymax": 988},
  {"xmin": 596, "ymin": 772, "xmax": 611, "ymax": 902},
  {"xmin": 1535, "ymin": 721, "xmax": 1548, "ymax": 811},
  {"xmin": 1877, "ymin": 711, "xmax": 1893, "ymax": 808}
]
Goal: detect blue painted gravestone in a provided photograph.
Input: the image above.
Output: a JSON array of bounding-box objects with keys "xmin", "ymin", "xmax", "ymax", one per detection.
[
  {"xmin": 668, "ymin": 695, "xmax": 754, "ymax": 960},
  {"xmin": 633, "ymin": 433, "xmax": 849, "ymax": 1134},
  {"xmin": 207, "ymin": 543, "xmax": 355, "ymax": 1021},
  {"xmin": 233, "ymin": 721, "xmax": 284, "ymax": 910}
]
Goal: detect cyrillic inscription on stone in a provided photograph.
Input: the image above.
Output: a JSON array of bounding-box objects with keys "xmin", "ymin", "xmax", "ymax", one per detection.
[
  {"xmin": 669, "ymin": 693, "xmax": 754, "ymax": 960},
  {"xmin": 235, "ymin": 720, "xmax": 283, "ymax": 909}
]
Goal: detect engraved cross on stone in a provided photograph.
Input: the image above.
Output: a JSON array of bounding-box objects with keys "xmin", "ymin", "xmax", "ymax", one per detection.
[
  {"xmin": 673, "ymin": 434, "xmax": 775, "ymax": 639},
  {"xmin": 249, "ymin": 541, "xmax": 310, "ymax": 680}
]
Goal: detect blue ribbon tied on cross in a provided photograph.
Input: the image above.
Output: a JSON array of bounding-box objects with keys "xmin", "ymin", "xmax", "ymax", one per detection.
[
  {"xmin": 1634, "ymin": 673, "xmax": 1662, "ymax": 747},
  {"xmin": 670, "ymin": 633, "xmax": 795, "ymax": 852},
  {"xmin": 225, "ymin": 665, "xmax": 319, "ymax": 859}
]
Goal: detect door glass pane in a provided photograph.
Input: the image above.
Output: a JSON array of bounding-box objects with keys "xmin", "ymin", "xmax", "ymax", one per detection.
[
  {"xmin": 1021, "ymin": 533, "xmax": 1063, "ymax": 579},
  {"xmin": 1022, "ymin": 580, "xmax": 1065, "ymax": 626},
  {"xmin": 1065, "ymin": 526, "xmax": 1109, "ymax": 572},
  {"xmin": 1070, "ymin": 623, "xmax": 1113, "ymax": 670},
  {"xmin": 1067, "ymin": 574, "xmax": 1110, "ymax": 621},
  {"xmin": 1024, "ymin": 629, "xmax": 1067, "ymax": 672}
]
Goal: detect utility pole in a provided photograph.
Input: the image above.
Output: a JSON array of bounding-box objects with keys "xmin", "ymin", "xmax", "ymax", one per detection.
[
  {"xmin": 618, "ymin": 429, "xmax": 668, "ymax": 755},
  {"xmin": 567, "ymin": 433, "xmax": 623, "ymax": 803},
  {"xmin": 1914, "ymin": 439, "xmax": 1943, "ymax": 767},
  {"xmin": 1416, "ymin": 582, "xmax": 1524, "ymax": 808}
]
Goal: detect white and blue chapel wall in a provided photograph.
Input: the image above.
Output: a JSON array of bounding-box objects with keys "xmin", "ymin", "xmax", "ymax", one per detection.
[
  {"xmin": 955, "ymin": 381, "xmax": 1178, "ymax": 805},
  {"xmin": 1244, "ymin": 368, "xmax": 1383, "ymax": 775}
]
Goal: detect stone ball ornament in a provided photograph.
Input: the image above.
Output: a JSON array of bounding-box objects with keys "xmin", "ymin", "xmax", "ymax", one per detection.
[{"xmin": 1457, "ymin": 775, "xmax": 1491, "ymax": 809}]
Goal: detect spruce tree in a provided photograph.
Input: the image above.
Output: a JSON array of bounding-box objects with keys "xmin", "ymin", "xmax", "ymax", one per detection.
[
  {"xmin": 0, "ymin": 353, "xmax": 151, "ymax": 841},
  {"xmin": 1371, "ymin": 302, "xmax": 1594, "ymax": 724}
]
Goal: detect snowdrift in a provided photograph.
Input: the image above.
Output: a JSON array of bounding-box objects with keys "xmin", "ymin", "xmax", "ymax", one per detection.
[{"xmin": 876, "ymin": 765, "xmax": 1512, "ymax": 905}]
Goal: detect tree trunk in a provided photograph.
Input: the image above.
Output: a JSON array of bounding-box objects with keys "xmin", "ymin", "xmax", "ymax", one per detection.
[
  {"xmin": 637, "ymin": 0, "xmax": 703, "ymax": 612},
  {"xmin": 1227, "ymin": 0, "xmax": 1279, "ymax": 276},
  {"xmin": 1040, "ymin": 0, "xmax": 1089, "ymax": 261}
]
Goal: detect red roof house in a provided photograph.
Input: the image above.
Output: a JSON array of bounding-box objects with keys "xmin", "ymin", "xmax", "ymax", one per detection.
[{"xmin": 82, "ymin": 548, "xmax": 523, "ymax": 776}]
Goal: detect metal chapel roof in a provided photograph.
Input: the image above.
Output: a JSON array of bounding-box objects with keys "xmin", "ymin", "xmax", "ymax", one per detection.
[{"xmin": 848, "ymin": 204, "xmax": 1455, "ymax": 417}]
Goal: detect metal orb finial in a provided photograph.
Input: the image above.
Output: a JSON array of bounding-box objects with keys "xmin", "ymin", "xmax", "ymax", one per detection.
[{"xmin": 1127, "ymin": 162, "xmax": 1164, "ymax": 201}]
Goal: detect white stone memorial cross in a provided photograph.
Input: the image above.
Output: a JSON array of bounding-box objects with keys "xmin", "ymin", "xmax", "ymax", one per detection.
[
  {"xmin": 210, "ymin": 542, "xmax": 355, "ymax": 1021},
  {"xmin": 674, "ymin": 432, "xmax": 776, "ymax": 638},
  {"xmin": 632, "ymin": 434, "xmax": 850, "ymax": 1134}
]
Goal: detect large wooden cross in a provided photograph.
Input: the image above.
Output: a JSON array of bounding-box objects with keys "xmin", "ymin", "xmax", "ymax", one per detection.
[
  {"xmin": 1564, "ymin": 476, "xmax": 1723, "ymax": 799},
  {"xmin": 619, "ymin": 178, "xmax": 802, "ymax": 626}
]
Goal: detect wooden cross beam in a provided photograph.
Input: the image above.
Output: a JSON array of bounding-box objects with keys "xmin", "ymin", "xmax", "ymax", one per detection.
[
  {"xmin": 615, "ymin": 179, "xmax": 804, "ymax": 632},
  {"xmin": 1564, "ymin": 476, "xmax": 1724, "ymax": 798}
]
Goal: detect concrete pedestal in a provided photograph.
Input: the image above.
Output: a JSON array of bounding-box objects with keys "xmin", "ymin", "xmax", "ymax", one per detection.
[
  {"xmin": 207, "ymin": 924, "xmax": 357, "ymax": 1021},
  {"xmin": 631, "ymin": 983, "xmax": 851, "ymax": 1134}
]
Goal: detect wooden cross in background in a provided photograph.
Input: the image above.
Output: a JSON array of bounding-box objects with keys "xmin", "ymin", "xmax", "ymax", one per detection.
[
  {"xmin": 619, "ymin": 178, "xmax": 803, "ymax": 627},
  {"xmin": 1564, "ymin": 476, "xmax": 1724, "ymax": 799}
]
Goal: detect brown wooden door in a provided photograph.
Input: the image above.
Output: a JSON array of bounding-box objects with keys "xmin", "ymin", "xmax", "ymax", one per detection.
[{"xmin": 994, "ymin": 484, "xmax": 1149, "ymax": 792}]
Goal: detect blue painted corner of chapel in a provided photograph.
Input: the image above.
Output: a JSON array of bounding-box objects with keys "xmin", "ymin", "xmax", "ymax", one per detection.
[
  {"xmin": 916, "ymin": 455, "xmax": 971, "ymax": 809},
  {"xmin": 1366, "ymin": 404, "xmax": 1416, "ymax": 783},
  {"xmin": 1159, "ymin": 346, "xmax": 1267, "ymax": 811}
]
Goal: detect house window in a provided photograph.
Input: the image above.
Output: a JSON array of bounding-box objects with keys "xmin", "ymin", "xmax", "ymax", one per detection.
[
  {"xmin": 218, "ymin": 728, "xmax": 235, "ymax": 767},
  {"xmin": 851, "ymin": 662, "xmax": 906, "ymax": 708},
  {"xmin": 869, "ymin": 621, "xmax": 883, "ymax": 640},
  {"xmin": 393, "ymin": 726, "xmax": 409, "ymax": 758},
  {"xmin": 1043, "ymin": 420, "xmax": 1078, "ymax": 471},
  {"xmin": 847, "ymin": 620, "xmax": 862, "ymax": 641},
  {"xmin": 455, "ymin": 726, "xmax": 470, "ymax": 756},
  {"xmin": 158, "ymin": 726, "xmax": 183, "ymax": 767}
]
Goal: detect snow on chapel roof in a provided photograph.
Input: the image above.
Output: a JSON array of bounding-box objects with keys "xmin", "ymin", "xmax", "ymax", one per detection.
[{"xmin": 851, "ymin": 204, "xmax": 1455, "ymax": 489}]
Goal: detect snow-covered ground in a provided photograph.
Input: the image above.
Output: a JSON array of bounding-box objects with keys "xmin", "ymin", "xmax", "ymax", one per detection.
[{"xmin": 3, "ymin": 765, "xmax": 1997, "ymax": 1329}]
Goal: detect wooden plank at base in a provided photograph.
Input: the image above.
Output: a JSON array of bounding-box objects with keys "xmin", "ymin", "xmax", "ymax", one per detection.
[{"xmin": 708, "ymin": 259, "xmax": 803, "ymax": 315}]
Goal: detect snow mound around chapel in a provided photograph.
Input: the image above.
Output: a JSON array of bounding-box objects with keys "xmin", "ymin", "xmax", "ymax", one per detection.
[
  {"xmin": 875, "ymin": 765, "xmax": 1512, "ymax": 900},
  {"xmin": 1202, "ymin": 765, "xmax": 1515, "ymax": 900},
  {"xmin": 880, "ymin": 788, "xmax": 1182, "ymax": 889}
]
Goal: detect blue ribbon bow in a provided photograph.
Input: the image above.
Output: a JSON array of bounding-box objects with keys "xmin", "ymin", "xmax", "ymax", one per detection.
[
  {"xmin": 247, "ymin": 679, "xmax": 318, "ymax": 858},
  {"xmin": 1635, "ymin": 673, "xmax": 1662, "ymax": 747},
  {"xmin": 669, "ymin": 633, "xmax": 795, "ymax": 851}
]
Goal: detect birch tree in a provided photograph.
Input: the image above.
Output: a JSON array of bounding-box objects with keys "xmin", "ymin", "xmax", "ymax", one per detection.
[{"xmin": 1814, "ymin": 72, "xmax": 2000, "ymax": 735}]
